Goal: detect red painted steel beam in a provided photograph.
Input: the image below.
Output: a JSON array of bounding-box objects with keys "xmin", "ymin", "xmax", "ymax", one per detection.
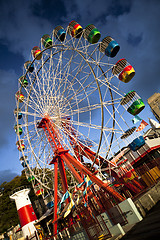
[
  {"xmin": 53, "ymin": 160, "xmax": 58, "ymax": 236},
  {"xmin": 61, "ymin": 154, "xmax": 85, "ymax": 183},
  {"xmin": 74, "ymin": 144, "xmax": 116, "ymax": 168},
  {"xmin": 58, "ymin": 150, "xmax": 125, "ymax": 202},
  {"xmin": 58, "ymin": 157, "xmax": 69, "ymax": 193},
  {"xmin": 38, "ymin": 117, "xmax": 125, "ymax": 203}
]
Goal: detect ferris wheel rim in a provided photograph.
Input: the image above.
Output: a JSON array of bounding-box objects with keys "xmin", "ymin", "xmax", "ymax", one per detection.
[{"xmin": 15, "ymin": 26, "xmax": 126, "ymax": 194}]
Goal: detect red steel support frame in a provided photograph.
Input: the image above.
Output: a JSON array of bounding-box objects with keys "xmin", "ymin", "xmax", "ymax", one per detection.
[
  {"xmin": 53, "ymin": 160, "xmax": 58, "ymax": 236},
  {"xmin": 37, "ymin": 117, "xmax": 125, "ymax": 235},
  {"xmin": 58, "ymin": 151, "xmax": 125, "ymax": 202}
]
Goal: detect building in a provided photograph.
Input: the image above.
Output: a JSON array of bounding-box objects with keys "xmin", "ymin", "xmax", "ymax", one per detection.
[
  {"xmin": 113, "ymin": 128, "xmax": 160, "ymax": 187},
  {"xmin": 147, "ymin": 93, "xmax": 160, "ymax": 123}
]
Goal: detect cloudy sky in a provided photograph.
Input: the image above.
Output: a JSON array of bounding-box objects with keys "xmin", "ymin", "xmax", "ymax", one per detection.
[{"xmin": 0, "ymin": 0, "xmax": 160, "ymax": 184}]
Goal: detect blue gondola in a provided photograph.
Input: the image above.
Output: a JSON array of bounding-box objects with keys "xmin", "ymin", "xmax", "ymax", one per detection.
[
  {"xmin": 54, "ymin": 26, "xmax": 66, "ymax": 41},
  {"xmin": 128, "ymin": 136, "xmax": 145, "ymax": 151},
  {"xmin": 99, "ymin": 36, "xmax": 120, "ymax": 58}
]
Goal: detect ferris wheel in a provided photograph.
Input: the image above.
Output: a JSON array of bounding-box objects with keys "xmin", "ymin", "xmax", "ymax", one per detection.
[{"xmin": 14, "ymin": 21, "xmax": 145, "ymax": 199}]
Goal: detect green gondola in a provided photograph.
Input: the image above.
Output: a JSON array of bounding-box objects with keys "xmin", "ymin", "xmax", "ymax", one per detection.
[
  {"xmin": 19, "ymin": 76, "xmax": 28, "ymax": 87},
  {"xmin": 14, "ymin": 125, "xmax": 23, "ymax": 135},
  {"xmin": 84, "ymin": 24, "xmax": 101, "ymax": 44},
  {"xmin": 120, "ymin": 90, "xmax": 145, "ymax": 116},
  {"xmin": 41, "ymin": 34, "xmax": 53, "ymax": 48}
]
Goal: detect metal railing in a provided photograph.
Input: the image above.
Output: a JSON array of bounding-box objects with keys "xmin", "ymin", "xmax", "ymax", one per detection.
[{"xmin": 10, "ymin": 185, "xmax": 30, "ymax": 196}]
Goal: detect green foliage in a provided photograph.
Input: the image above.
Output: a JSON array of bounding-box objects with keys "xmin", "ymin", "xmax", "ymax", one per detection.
[
  {"xmin": 0, "ymin": 171, "xmax": 36, "ymax": 234},
  {"xmin": 0, "ymin": 169, "xmax": 78, "ymax": 234}
]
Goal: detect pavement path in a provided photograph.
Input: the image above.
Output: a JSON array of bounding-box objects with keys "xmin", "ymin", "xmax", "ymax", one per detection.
[{"xmin": 121, "ymin": 201, "xmax": 160, "ymax": 240}]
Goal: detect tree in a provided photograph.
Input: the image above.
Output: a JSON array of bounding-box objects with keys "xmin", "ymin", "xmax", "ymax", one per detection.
[{"xmin": 0, "ymin": 171, "xmax": 36, "ymax": 234}]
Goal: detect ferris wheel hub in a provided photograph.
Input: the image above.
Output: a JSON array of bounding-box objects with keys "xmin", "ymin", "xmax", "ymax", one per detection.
[{"xmin": 37, "ymin": 117, "xmax": 48, "ymax": 128}]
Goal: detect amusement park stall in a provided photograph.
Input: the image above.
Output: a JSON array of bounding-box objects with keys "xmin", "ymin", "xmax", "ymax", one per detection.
[{"xmin": 113, "ymin": 128, "xmax": 160, "ymax": 188}]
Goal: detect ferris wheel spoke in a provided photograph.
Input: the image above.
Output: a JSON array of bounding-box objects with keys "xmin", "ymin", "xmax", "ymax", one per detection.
[
  {"xmin": 56, "ymin": 50, "xmax": 100, "ymax": 101},
  {"xmin": 59, "ymin": 75, "xmax": 98, "ymax": 111},
  {"xmin": 70, "ymin": 119, "xmax": 120, "ymax": 133},
  {"xmin": 27, "ymin": 134, "xmax": 51, "ymax": 167},
  {"xmin": 23, "ymin": 90, "xmax": 44, "ymax": 115}
]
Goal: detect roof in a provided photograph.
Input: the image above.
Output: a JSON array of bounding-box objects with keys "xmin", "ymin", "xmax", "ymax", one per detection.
[{"xmin": 143, "ymin": 127, "xmax": 160, "ymax": 137}]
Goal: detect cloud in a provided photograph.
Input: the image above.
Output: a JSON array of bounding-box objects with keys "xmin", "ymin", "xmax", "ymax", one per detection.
[
  {"xmin": 0, "ymin": 170, "xmax": 18, "ymax": 185},
  {"xmin": 0, "ymin": 69, "xmax": 17, "ymax": 146},
  {"xmin": 0, "ymin": 0, "xmax": 159, "ymax": 127},
  {"xmin": 90, "ymin": 0, "xmax": 160, "ymax": 103},
  {"xmin": 127, "ymin": 33, "xmax": 143, "ymax": 47},
  {"xmin": 60, "ymin": 0, "xmax": 160, "ymax": 104},
  {"xmin": 0, "ymin": 0, "xmax": 159, "ymax": 113},
  {"xmin": 119, "ymin": 0, "xmax": 160, "ymax": 100},
  {"xmin": 0, "ymin": 0, "xmax": 160, "ymax": 175},
  {"xmin": 0, "ymin": 0, "xmax": 133, "ymax": 59},
  {"xmin": 0, "ymin": 0, "xmax": 52, "ymax": 59}
]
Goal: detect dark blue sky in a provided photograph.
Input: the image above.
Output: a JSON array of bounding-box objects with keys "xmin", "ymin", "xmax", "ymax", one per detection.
[{"xmin": 0, "ymin": 0, "xmax": 160, "ymax": 184}]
